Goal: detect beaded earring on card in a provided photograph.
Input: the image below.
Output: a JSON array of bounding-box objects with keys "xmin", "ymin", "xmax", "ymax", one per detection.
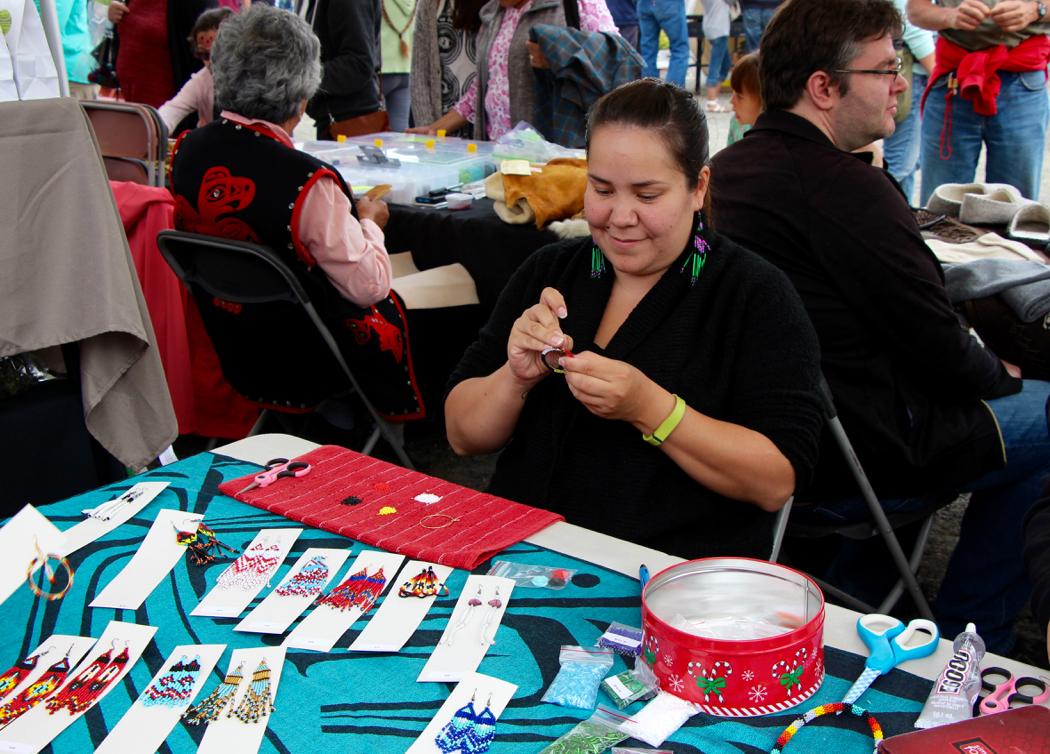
[
  {"xmin": 0, "ymin": 647, "xmax": 72, "ymax": 726},
  {"xmin": 230, "ymin": 659, "xmax": 275, "ymax": 724},
  {"xmin": 47, "ymin": 641, "xmax": 129, "ymax": 715},
  {"xmin": 184, "ymin": 662, "xmax": 244, "ymax": 725},
  {"xmin": 398, "ymin": 566, "xmax": 449, "ymax": 598},
  {"xmin": 0, "ymin": 646, "xmax": 51, "ymax": 701},
  {"xmin": 141, "ymin": 655, "xmax": 201, "ymax": 708},
  {"xmin": 215, "ymin": 539, "xmax": 266, "ymax": 590},
  {"xmin": 441, "ymin": 585, "xmax": 483, "ymax": 647},
  {"xmin": 479, "ymin": 588, "xmax": 503, "ymax": 646},
  {"xmin": 275, "ymin": 555, "xmax": 329, "ymax": 598}
]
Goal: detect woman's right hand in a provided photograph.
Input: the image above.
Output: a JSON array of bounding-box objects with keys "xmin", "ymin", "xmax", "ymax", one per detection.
[
  {"xmin": 356, "ymin": 196, "xmax": 389, "ymax": 229},
  {"xmin": 406, "ymin": 124, "xmax": 439, "ymax": 136},
  {"xmin": 108, "ymin": 1, "xmax": 128, "ymax": 23},
  {"xmin": 507, "ymin": 287, "xmax": 573, "ymax": 385}
]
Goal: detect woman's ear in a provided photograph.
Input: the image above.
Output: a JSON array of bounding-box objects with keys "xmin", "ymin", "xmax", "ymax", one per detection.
[{"xmin": 693, "ymin": 165, "xmax": 711, "ymax": 212}]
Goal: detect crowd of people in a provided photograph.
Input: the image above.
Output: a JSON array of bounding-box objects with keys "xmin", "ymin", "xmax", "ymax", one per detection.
[{"xmin": 47, "ymin": 0, "xmax": 1050, "ymax": 666}]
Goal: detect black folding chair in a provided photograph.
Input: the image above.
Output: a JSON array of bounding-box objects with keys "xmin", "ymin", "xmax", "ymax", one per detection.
[
  {"xmin": 156, "ymin": 230, "xmax": 415, "ymax": 469},
  {"xmin": 773, "ymin": 376, "xmax": 958, "ymax": 622}
]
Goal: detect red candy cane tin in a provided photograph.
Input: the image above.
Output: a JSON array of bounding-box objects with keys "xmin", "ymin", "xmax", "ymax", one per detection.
[{"xmin": 641, "ymin": 558, "xmax": 825, "ymax": 717}]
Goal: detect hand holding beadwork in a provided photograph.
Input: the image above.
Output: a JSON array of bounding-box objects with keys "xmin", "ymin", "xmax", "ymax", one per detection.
[{"xmin": 506, "ymin": 287, "xmax": 574, "ymax": 386}]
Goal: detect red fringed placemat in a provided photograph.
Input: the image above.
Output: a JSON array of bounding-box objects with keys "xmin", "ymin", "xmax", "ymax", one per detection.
[{"xmin": 218, "ymin": 445, "xmax": 563, "ymax": 571}]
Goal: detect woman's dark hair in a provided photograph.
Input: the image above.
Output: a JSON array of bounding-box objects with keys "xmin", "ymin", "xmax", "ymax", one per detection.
[
  {"xmin": 188, "ymin": 7, "xmax": 234, "ymax": 57},
  {"xmin": 586, "ymin": 78, "xmax": 709, "ymax": 192},
  {"xmin": 760, "ymin": 0, "xmax": 902, "ymax": 111},
  {"xmin": 729, "ymin": 51, "xmax": 761, "ymax": 103},
  {"xmin": 451, "ymin": 0, "xmax": 485, "ymax": 33}
]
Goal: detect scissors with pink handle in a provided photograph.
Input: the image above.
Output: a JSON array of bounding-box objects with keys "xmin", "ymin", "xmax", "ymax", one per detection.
[
  {"xmin": 237, "ymin": 458, "xmax": 311, "ymax": 494},
  {"xmin": 979, "ymin": 667, "xmax": 1049, "ymax": 715}
]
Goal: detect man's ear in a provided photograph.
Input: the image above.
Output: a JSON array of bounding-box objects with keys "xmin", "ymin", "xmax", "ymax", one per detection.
[{"xmin": 803, "ymin": 70, "xmax": 839, "ymax": 112}]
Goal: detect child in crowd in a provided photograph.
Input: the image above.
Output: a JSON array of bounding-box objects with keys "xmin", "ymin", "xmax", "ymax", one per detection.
[
  {"xmin": 157, "ymin": 8, "xmax": 233, "ymax": 133},
  {"xmin": 727, "ymin": 51, "xmax": 760, "ymax": 144}
]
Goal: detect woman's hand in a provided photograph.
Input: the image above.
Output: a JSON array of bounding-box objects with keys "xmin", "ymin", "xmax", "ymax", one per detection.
[
  {"xmin": 525, "ymin": 41, "xmax": 550, "ymax": 69},
  {"xmin": 356, "ymin": 196, "xmax": 389, "ymax": 229},
  {"xmin": 507, "ymin": 287, "xmax": 572, "ymax": 385},
  {"xmin": 561, "ymin": 351, "xmax": 664, "ymax": 424},
  {"xmin": 406, "ymin": 109, "xmax": 470, "ymax": 136},
  {"xmin": 108, "ymin": 1, "xmax": 128, "ymax": 23}
]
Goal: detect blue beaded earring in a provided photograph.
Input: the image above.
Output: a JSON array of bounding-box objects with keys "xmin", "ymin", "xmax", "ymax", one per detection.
[{"xmin": 435, "ymin": 691, "xmax": 496, "ymax": 754}]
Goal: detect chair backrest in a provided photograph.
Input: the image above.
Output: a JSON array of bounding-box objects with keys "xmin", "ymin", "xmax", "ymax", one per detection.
[
  {"xmin": 155, "ymin": 230, "xmax": 366, "ymax": 411},
  {"xmin": 82, "ymin": 101, "xmax": 168, "ymax": 187},
  {"xmin": 102, "ymin": 156, "xmax": 149, "ymax": 185}
]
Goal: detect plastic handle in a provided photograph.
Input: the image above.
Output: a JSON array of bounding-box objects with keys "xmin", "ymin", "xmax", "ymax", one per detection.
[
  {"xmin": 857, "ymin": 614, "xmax": 905, "ymax": 673},
  {"xmin": 890, "ymin": 619, "xmax": 939, "ymax": 664}
]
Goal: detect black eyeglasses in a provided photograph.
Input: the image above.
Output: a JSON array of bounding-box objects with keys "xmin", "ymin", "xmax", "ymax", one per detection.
[{"xmin": 833, "ymin": 58, "xmax": 903, "ymax": 82}]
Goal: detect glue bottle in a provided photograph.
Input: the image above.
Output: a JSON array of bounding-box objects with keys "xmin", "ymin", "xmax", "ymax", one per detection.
[{"xmin": 914, "ymin": 623, "xmax": 985, "ymax": 729}]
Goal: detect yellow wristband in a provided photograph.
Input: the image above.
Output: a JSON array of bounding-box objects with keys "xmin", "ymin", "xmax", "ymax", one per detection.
[{"xmin": 643, "ymin": 394, "xmax": 686, "ymax": 446}]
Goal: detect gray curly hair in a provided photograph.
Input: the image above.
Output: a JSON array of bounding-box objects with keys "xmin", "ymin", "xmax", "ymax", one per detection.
[{"xmin": 211, "ymin": 4, "xmax": 321, "ymax": 125}]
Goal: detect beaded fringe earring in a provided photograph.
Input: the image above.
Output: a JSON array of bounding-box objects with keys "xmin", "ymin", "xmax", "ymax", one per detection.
[
  {"xmin": 142, "ymin": 655, "xmax": 201, "ymax": 708},
  {"xmin": 0, "ymin": 647, "xmax": 48, "ymax": 701},
  {"xmin": 681, "ymin": 213, "xmax": 710, "ymax": 285},
  {"xmin": 316, "ymin": 567, "xmax": 387, "ymax": 614},
  {"xmin": 435, "ymin": 691, "xmax": 497, "ymax": 754},
  {"xmin": 590, "ymin": 242, "xmax": 606, "ymax": 278},
  {"xmin": 230, "ymin": 659, "xmax": 275, "ymax": 724},
  {"xmin": 0, "ymin": 648, "xmax": 72, "ymax": 726},
  {"xmin": 46, "ymin": 642, "xmax": 129, "ymax": 716},
  {"xmin": 183, "ymin": 662, "xmax": 244, "ymax": 725},
  {"xmin": 275, "ymin": 555, "xmax": 329, "ymax": 598}
]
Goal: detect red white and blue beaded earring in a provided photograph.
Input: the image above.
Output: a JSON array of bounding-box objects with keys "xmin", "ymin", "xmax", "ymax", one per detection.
[
  {"xmin": 275, "ymin": 555, "xmax": 329, "ymax": 598},
  {"xmin": 141, "ymin": 655, "xmax": 201, "ymax": 708}
]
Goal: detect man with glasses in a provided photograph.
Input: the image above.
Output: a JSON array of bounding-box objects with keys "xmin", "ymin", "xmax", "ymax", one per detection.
[
  {"xmin": 909, "ymin": 0, "xmax": 1050, "ymax": 203},
  {"xmin": 712, "ymin": 0, "xmax": 1050, "ymax": 660}
]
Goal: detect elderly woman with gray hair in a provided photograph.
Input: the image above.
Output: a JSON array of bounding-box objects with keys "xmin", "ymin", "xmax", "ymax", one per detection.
[{"xmin": 169, "ymin": 3, "xmax": 426, "ymax": 422}]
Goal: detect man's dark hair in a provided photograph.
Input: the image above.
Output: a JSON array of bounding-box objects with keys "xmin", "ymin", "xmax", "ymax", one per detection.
[{"xmin": 760, "ymin": 0, "xmax": 902, "ymax": 112}]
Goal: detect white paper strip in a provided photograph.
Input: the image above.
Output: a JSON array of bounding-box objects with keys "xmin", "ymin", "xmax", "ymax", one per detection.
[
  {"xmin": 196, "ymin": 646, "xmax": 286, "ymax": 754},
  {"xmin": 93, "ymin": 643, "xmax": 226, "ymax": 754},
  {"xmin": 53, "ymin": 482, "xmax": 170, "ymax": 558},
  {"xmin": 283, "ymin": 550, "xmax": 405, "ymax": 653},
  {"xmin": 405, "ymin": 673, "xmax": 517, "ymax": 754},
  {"xmin": 0, "ymin": 506, "xmax": 66, "ymax": 607},
  {"xmin": 349, "ymin": 561, "xmax": 455, "ymax": 653},
  {"xmin": 0, "ymin": 635, "xmax": 97, "ymax": 718},
  {"xmin": 0, "ymin": 621, "xmax": 156, "ymax": 754},
  {"xmin": 90, "ymin": 510, "xmax": 203, "ymax": 610},
  {"xmin": 417, "ymin": 576, "xmax": 515, "ymax": 683},
  {"xmin": 234, "ymin": 548, "xmax": 350, "ymax": 635},
  {"xmin": 191, "ymin": 529, "xmax": 302, "ymax": 618}
]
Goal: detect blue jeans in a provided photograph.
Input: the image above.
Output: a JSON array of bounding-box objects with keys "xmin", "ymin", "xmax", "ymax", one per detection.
[
  {"xmin": 381, "ymin": 73, "xmax": 411, "ymax": 132},
  {"xmin": 883, "ymin": 71, "xmax": 927, "ymax": 205},
  {"xmin": 797, "ymin": 379, "xmax": 1050, "ymax": 655},
  {"xmin": 742, "ymin": 7, "xmax": 776, "ymax": 53},
  {"xmin": 638, "ymin": 0, "xmax": 690, "ymax": 88},
  {"xmin": 919, "ymin": 69, "xmax": 1050, "ymax": 204},
  {"xmin": 706, "ymin": 36, "xmax": 732, "ymax": 89}
]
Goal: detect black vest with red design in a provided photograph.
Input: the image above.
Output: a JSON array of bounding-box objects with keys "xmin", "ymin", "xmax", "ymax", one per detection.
[{"xmin": 170, "ymin": 117, "xmax": 424, "ymax": 420}]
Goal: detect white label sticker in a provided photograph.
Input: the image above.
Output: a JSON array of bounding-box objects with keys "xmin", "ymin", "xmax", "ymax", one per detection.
[{"xmin": 605, "ymin": 676, "xmax": 631, "ymax": 700}]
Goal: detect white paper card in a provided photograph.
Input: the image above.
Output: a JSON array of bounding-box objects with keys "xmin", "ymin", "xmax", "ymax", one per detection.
[
  {"xmin": 0, "ymin": 506, "xmax": 66, "ymax": 607},
  {"xmin": 54, "ymin": 482, "xmax": 171, "ymax": 558},
  {"xmin": 349, "ymin": 561, "xmax": 455, "ymax": 653},
  {"xmin": 405, "ymin": 673, "xmax": 517, "ymax": 754},
  {"xmin": 283, "ymin": 550, "xmax": 405, "ymax": 653},
  {"xmin": 0, "ymin": 635, "xmax": 97, "ymax": 714},
  {"xmin": 90, "ymin": 510, "xmax": 203, "ymax": 610},
  {"xmin": 0, "ymin": 22, "xmax": 16, "ymax": 103},
  {"xmin": 196, "ymin": 647, "xmax": 286, "ymax": 754},
  {"xmin": 191, "ymin": 529, "xmax": 302, "ymax": 618},
  {"xmin": 234, "ymin": 548, "xmax": 350, "ymax": 635},
  {"xmin": 2, "ymin": 0, "xmax": 58, "ymax": 99},
  {"xmin": 417, "ymin": 576, "xmax": 514, "ymax": 683},
  {"xmin": 93, "ymin": 643, "xmax": 226, "ymax": 754},
  {"xmin": 0, "ymin": 621, "xmax": 156, "ymax": 754}
]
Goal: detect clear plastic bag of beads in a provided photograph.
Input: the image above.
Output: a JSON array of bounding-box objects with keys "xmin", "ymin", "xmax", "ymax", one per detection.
[
  {"xmin": 541, "ymin": 645, "xmax": 615, "ymax": 709},
  {"xmin": 538, "ymin": 706, "xmax": 631, "ymax": 754}
]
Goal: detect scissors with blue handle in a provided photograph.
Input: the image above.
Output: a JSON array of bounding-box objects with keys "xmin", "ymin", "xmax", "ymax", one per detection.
[
  {"xmin": 978, "ymin": 667, "xmax": 1049, "ymax": 715},
  {"xmin": 237, "ymin": 458, "xmax": 311, "ymax": 495},
  {"xmin": 842, "ymin": 614, "xmax": 940, "ymax": 704}
]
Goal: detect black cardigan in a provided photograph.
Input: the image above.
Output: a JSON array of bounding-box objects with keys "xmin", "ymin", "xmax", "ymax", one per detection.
[{"xmin": 447, "ymin": 234, "xmax": 824, "ymax": 560}]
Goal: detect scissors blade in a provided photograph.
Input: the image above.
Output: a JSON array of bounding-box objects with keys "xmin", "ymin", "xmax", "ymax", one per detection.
[
  {"xmin": 237, "ymin": 481, "xmax": 261, "ymax": 495},
  {"xmin": 843, "ymin": 667, "xmax": 881, "ymax": 704}
]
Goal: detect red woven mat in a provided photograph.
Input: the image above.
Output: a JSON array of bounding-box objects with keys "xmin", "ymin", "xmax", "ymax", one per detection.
[{"xmin": 218, "ymin": 445, "xmax": 563, "ymax": 571}]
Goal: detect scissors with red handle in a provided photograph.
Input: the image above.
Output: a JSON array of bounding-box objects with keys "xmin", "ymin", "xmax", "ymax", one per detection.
[
  {"xmin": 979, "ymin": 667, "xmax": 1049, "ymax": 715},
  {"xmin": 237, "ymin": 458, "xmax": 311, "ymax": 495}
]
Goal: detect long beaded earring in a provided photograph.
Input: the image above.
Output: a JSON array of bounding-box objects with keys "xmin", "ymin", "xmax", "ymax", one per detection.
[
  {"xmin": 275, "ymin": 555, "xmax": 329, "ymax": 598},
  {"xmin": 44, "ymin": 643, "xmax": 113, "ymax": 715},
  {"xmin": 681, "ymin": 213, "xmax": 710, "ymax": 285},
  {"xmin": 141, "ymin": 655, "xmax": 201, "ymax": 708},
  {"xmin": 590, "ymin": 241, "xmax": 607, "ymax": 278},
  {"xmin": 49, "ymin": 642, "xmax": 129, "ymax": 716},
  {"xmin": 0, "ymin": 647, "xmax": 72, "ymax": 726},
  {"xmin": 0, "ymin": 646, "xmax": 51, "ymax": 701},
  {"xmin": 183, "ymin": 662, "xmax": 244, "ymax": 725},
  {"xmin": 230, "ymin": 659, "xmax": 275, "ymax": 724}
]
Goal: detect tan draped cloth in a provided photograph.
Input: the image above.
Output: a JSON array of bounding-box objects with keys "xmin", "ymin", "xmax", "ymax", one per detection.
[{"xmin": 0, "ymin": 98, "xmax": 177, "ymax": 470}]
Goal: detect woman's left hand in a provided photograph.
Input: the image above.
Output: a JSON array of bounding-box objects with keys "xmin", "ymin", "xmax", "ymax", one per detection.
[
  {"xmin": 525, "ymin": 41, "xmax": 550, "ymax": 69},
  {"xmin": 561, "ymin": 351, "xmax": 661, "ymax": 424}
]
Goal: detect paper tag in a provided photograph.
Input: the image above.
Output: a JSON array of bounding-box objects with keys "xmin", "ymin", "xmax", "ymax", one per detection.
[
  {"xmin": 234, "ymin": 548, "xmax": 350, "ymax": 635},
  {"xmin": 93, "ymin": 643, "xmax": 226, "ymax": 754},
  {"xmin": 349, "ymin": 560, "xmax": 454, "ymax": 653},
  {"xmin": 90, "ymin": 510, "xmax": 203, "ymax": 610},
  {"xmin": 500, "ymin": 159, "xmax": 532, "ymax": 176},
  {"xmin": 283, "ymin": 550, "xmax": 405, "ymax": 653},
  {"xmin": 416, "ymin": 575, "xmax": 514, "ymax": 683},
  {"xmin": 605, "ymin": 675, "xmax": 631, "ymax": 700},
  {"xmin": 405, "ymin": 673, "xmax": 517, "ymax": 754},
  {"xmin": 191, "ymin": 529, "xmax": 302, "ymax": 618},
  {"xmin": 157, "ymin": 446, "xmax": 178, "ymax": 466},
  {"xmin": 54, "ymin": 482, "xmax": 170, "ymax": 558},
  {"xmin": 0, "ymin": 621, "xmax": 156, "ymax": 754},
  {"xmin": 0, "ymin": 506, "xmax": 65, "ymax": 607},
  {"xmin": 196, "ymin": 647, "xmax": 286, "ymax": 754}
]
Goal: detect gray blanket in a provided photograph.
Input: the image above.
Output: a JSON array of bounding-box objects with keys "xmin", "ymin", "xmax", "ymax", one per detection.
[{"xmin": 944, "ymin": 258, "xmax": 1050, "ymax": 322}]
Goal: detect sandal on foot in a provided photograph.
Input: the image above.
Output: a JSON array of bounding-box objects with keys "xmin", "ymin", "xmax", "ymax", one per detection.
[{"xmin": 705, "ymin": 101, "xmax": 729, "ymax": 113}]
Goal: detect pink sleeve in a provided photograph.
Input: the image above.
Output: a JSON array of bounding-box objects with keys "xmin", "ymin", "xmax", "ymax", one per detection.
[
  {"xmin": 158, "ymin": 71, "xmax": 208, "ymax": 132},
  {"xmin": 297, "ymin": 176, "xmax": 393, "ymax": 307},
  {"xmin": 579, "ymin": 0, "xmax": 619, "ymax": 33},
  {"xmin": 454, "ymin": 77, "xmax": 478, "ymax": 124}
]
